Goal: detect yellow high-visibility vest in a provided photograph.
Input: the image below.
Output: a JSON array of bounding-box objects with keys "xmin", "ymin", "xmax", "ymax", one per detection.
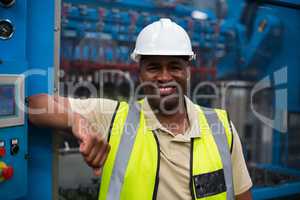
[{"xmin": 99, "ymin": 100, "xmax": 234, "ymax": 200}]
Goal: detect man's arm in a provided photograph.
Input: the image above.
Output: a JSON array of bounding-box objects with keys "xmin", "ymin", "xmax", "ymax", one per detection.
[
  {"xmin": 230, "ymin": 122, "xmax": 253, "ymax": 199},
  {"xmin": 236, "ymin": 190, "xmax": 252, "ymax": 200},
  {"xmin": 28, "ymin": 94, "xmax": 72, "ymax": 130},
  {"xmin": 28, "ymin": 94, "xmax": 110, "ymax": 175}
]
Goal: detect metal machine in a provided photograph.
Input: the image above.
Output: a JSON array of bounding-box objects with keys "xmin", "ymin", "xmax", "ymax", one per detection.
[
  {"xmin": 0, "ymin": 0, "xmax": 59, "ymax": 199},
  {"xmin": 215, "ymin": 0, "xmax": 300, "ymax": 199}
]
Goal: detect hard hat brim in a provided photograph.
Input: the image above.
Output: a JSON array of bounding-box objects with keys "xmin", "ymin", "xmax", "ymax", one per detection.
[{"xmin": 131, "ymin": 52, "xmax": 196, "ymax": 62}]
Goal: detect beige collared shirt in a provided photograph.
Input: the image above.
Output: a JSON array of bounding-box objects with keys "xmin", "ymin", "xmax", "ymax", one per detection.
[{"xmin": 69, "ymin": 96, "xmax": 252, "ymax": 199}]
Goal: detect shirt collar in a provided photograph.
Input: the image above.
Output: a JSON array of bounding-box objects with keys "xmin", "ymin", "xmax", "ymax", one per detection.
[{"xmin": 141, "ymin": 96, "xmax": 201, "ymax": 138}]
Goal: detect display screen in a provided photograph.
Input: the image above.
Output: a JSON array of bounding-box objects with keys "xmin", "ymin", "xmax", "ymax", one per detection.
[{"xmin": 0, "ymin": 84, "xmax": 16, "ymax": 117}]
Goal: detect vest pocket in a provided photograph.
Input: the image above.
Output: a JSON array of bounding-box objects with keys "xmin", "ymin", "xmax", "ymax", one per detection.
[{"xmin": 193, "ymin": 168, "xmax": 226, "ymax": 198}]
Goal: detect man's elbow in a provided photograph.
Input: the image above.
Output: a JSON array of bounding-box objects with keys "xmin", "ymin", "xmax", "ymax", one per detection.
[
  {"xmin": 28, "ymin": 93, "xmax": 50, "ymax": 126},
  {"xmin": 236, "ymin": 190, "xmax": 252, "ymax": 200}
]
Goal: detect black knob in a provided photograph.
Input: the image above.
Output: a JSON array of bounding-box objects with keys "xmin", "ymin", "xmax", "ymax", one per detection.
[
  {"xmin": 11, "ymin": 144, "xmax": 19, "ymax": 155},
  {"xmin": 0, "ymin": 0, "xmax": 15, "ymax": 7},
  {"xmin": 0, "ymin": 19, "xmax": 14, "ymax": 40}
]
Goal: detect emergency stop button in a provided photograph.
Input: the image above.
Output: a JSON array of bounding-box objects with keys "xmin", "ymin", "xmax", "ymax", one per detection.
[
  {"xmin": 0, "ymin": 147, "xmax": 5, "ymax": 157},
  {"xmin": 2, "ymin": 166, "xmax": 14, "ymax": 180},
  {"xmin": 0, "ymin": 161, "xmax": 14, "ymax": 182}
]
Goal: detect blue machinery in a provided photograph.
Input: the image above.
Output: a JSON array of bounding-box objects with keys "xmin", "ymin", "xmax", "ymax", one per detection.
[
  {"xmin": 0, "ymin": 0, "xmax": 300, "ymax": 199},
  {"xmin": 0, "ymin": 0, "xmax": 58, "ymax": 199},
  {"xmin": 219, "ymin": 0, "xmax": 300, "ymax": 198}
]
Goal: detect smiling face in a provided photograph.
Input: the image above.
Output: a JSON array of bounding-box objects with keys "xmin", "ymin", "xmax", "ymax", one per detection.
[{"xmin": 139, "ymin": 55, "xmax": 190, "ymax": 114}]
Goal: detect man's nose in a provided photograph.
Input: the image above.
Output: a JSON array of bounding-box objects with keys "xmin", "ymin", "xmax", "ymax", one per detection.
[{"xmin": 157, "ymin": 68, "xmax": 173, "ymax": 82}]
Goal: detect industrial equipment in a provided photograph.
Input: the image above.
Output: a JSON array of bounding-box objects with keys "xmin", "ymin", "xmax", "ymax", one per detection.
[
  {"xmin": 0, "ymin": 75, "xmax": 25, "ymax": 199},
  {"xmin": 215, "ymin": 0, "xmax": 300, "ymax": 199},
  {"xmin": 0, "ymin": 0, "xmax": 59, "ymax": 199}
]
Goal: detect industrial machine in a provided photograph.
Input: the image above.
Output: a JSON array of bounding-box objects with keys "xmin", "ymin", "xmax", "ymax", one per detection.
[
  {"xmin": 0, "ymin": 0, "xmax": 59, "ymax": 199},
  {"xmin": 215, "ymin": 0, "xmax": 300, "ymax": 199}
]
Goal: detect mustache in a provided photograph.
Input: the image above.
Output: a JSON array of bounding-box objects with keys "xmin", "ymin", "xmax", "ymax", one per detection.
[
  {"xmin": 138, "ymin": 81, "xmax": 183, "ymax": 91},
  {"xmin": 155, "ymin": 81, "xmax": 179, "ymax": 88}
]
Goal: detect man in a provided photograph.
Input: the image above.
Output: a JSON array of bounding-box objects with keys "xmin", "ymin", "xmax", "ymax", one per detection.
[{"xmin": 29, "ymin": 18, "xmax": 252, "ymax": 200}]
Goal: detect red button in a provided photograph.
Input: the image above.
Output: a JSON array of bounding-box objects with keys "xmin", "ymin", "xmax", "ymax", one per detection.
[
  {"xmin": 2, "ymin": 166, "xmax": 14, "ymax": 180},
  {"xmin": 0, "ymin": 147, "xmax": 5, "ymax": 157}
]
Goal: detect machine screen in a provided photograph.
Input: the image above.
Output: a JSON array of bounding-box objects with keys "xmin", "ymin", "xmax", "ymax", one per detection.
[{"xmin": 0, "ymin": 84, "xmax": 16, "ymax": 117}]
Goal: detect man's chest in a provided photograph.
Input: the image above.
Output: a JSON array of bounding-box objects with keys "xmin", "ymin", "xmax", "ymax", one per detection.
[{"xmin": 156, "ymin": 136, "xmax": 192, "ymax": 200}]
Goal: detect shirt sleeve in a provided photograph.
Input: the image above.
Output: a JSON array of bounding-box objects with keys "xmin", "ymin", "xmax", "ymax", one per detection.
[
  {"xmin": 68, "ymin": 97, "xmax": 118, "ymax": 139},
  {"xmin": 230, "ymin": 121, "xmax": 253, "ymax": 195}
]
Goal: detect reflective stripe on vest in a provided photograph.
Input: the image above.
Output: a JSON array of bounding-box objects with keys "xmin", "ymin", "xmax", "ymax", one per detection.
[
  {"xmin": 191, "ymin": 106, "xmax": 234, "ymax": 200},
  {"xmin": 106, "ymin": 103, "xmax": 140, "ymax": 200},
  {"xmin": 99, "ymin": 102, "xmax": 159, "ymax": 200},
  {"xmin": 203, "ymin": 108, "xmax": 234, "ymax": 200},
  {"xmin": 99, "ymin": 102, "xmax": 234, "ymax": 200}
]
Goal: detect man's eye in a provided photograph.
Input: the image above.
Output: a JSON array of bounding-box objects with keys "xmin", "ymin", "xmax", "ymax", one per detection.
[
  {"xmin": 147, "ymin": 66, "xmax": 158, "ymax": 71},
  {"xmin": 171, "ymin": 65, "xmax": 181, "ymax": 70}
]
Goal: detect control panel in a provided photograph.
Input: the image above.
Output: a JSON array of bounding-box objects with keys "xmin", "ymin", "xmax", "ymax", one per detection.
[
  {"xmin": 0, "ymin": 0, "xmax": 28, "ymax": 199},
  {"xmin": 0, "ymin": 75, "xmax": 27, "ymax": 199},
  {"xmin": 0, "ymin": 0, "xmax": 58, "ymax": 198}
]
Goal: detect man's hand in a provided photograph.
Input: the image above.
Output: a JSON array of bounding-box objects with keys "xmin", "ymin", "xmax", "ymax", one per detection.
[{"xmin": 72, "ymin": 113, "xmax": 110, "ymax": 176}]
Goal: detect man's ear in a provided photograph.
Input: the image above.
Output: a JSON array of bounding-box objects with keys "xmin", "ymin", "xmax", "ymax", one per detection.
[
  {"xmin": 186, "ymin": 66, "xmax": 191, "ymax": 81},
  {"xmin": 138, "ymin": 63, "xmax": 144, "ymax": 83}
]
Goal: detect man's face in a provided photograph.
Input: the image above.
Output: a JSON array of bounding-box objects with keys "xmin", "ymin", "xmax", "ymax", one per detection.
[{"xmin": 139, "ymin": 55, "xmax": 190, "ymax": 113}]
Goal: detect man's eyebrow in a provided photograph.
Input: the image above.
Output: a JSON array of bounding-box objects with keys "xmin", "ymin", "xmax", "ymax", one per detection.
[
  {"xmin": 169, "ymin": 60, "xmax": 187, "ymax": 65},
  {"xmin": 169, "ymin": 60, "xmax": 182, "ymax": 64},
  {"xmin": 143, "ymin": 61, "xmax": 161, "ymax": 66}
]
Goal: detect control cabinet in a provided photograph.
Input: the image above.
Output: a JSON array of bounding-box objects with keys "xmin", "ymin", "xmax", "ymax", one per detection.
[
  {"xmin": 0, "ymin": 0, "xmax": 58, "ymax": 199},
  {"xmin": 0, "ymin": 0, "xmax": 28, "ymax": 199}
]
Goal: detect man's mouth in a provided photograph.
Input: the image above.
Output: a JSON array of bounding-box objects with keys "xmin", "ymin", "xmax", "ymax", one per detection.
[{"xmin": 158, "ymin": 86, "xmax": 177, "ymax": 96}]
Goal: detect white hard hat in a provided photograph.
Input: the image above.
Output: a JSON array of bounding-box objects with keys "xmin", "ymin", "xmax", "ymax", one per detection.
[{"xmin": 131, "ymin": 18, "xmax": 196, "ymax": 62}]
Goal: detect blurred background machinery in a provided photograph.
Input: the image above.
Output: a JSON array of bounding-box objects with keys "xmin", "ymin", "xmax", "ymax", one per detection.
[
  {"xmin": 0, "ymin": 0, "xmax": 300, "ymax": 199},
  {"xmin": 58, "ymin": 0, "xmax": 300, "ymax": 199}
]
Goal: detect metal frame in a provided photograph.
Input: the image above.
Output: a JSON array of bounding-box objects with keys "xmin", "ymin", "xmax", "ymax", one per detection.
[
  {"xmin": 53, "ymin": 0, "xmax": 61, "ymax": 200},
  {"xmin": 253, "ymin": 182, "xmax": 300, "ymax": 199},
  {"xmin": 257, "ymin": 0, "xmax": 300, "ymax": 10}
]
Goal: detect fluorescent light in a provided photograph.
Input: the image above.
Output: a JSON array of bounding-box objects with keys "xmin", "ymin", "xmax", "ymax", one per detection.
[{"xmin": 191, "ymin": 10, "xmax": 208, "ymax": 20}]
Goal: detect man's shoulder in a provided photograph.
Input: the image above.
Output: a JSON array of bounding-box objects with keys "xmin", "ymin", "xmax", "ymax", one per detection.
[
  {"xmin": 185, "ymin": 96, "xmax": 229, "ymax": 118},
  {"xmin": 185, "ymin": 96, "xmax": 215, "ymax": 111}
]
